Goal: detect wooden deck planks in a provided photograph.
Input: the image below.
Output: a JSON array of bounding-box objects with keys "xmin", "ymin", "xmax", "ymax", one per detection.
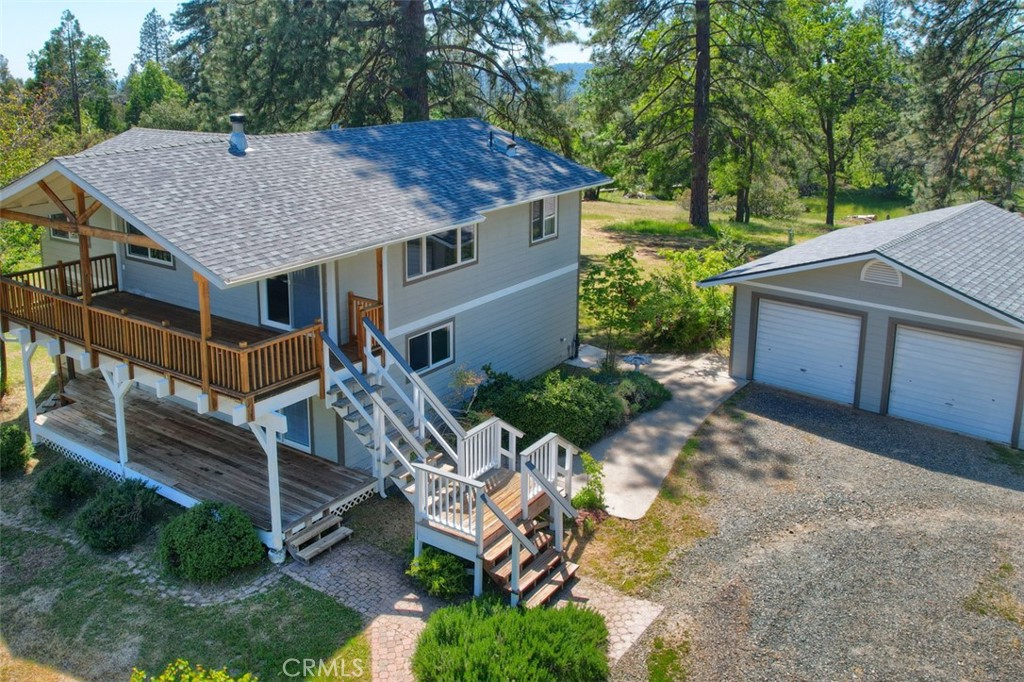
[{"xmin": 42, "ymin": 375, "xmax": 374, "ymax": 530}]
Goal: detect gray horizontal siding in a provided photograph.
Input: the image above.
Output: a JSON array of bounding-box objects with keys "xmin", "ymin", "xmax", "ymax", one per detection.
[
  {"xmin": 389, "ymin": 270, "xmax": 579, "ymax": 405},
  {"xmin": 386, "ymin": 191, "xmax": 580, "ymax": 331}
]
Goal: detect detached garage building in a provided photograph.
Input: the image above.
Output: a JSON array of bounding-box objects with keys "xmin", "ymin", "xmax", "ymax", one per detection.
[{"xmin": 702, "ymin": 201, "xmax": 1024, "ymax": 448}]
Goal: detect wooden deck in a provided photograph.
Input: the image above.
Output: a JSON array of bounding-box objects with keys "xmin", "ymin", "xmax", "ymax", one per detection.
[
  {"xmin": 36, "ymin": 375, "xmax": 375, "ymax": 532},
  {"xmin": 91, "ymin": 291, "xmax": 278, "ymax": 346}
]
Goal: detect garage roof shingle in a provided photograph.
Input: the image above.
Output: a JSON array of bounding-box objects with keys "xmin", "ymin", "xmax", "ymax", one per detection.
[{"xmin": 703, "ymin": 202, "xmax": 1024, "ymax": 325}]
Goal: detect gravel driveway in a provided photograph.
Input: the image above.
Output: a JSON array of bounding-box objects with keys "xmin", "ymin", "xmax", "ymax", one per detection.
[{"xmin": 619, "ymin": 384, "xmax": 1024, "ymax": 681}]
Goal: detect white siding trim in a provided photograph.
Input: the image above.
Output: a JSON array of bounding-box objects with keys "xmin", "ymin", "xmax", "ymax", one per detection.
[
  {"xmin": 388, "ymin": 262, "xmax": 578, "ymax": 338},
  {"xmin": 746, "ymin": 282, "xmax": 1024, "ymax": 335}
]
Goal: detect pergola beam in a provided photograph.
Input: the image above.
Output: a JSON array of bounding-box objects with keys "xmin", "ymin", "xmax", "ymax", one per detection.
[{"xmin": 0, "ymin": 209, "xmax": 163, "ymax": 249}]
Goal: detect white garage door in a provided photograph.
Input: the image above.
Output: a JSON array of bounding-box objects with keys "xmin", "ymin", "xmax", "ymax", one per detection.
[
  {"xmin": 754, "ymin": 300, "xmax": 861, "ymax": 404},
  {"xmin": 889, "ymin": 327, "xmax": 1022, "ymax": 443}
]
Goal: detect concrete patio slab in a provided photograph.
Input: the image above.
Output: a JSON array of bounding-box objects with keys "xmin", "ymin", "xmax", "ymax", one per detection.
[{"xmin": 576, "ymin": 353, "xmax": 745, "ymax": 520}]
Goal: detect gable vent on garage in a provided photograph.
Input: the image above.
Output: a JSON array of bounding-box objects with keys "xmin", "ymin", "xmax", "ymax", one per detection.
[{"xmin": 860, "ymin": 260, "xmax": 903, "ymax": 287}]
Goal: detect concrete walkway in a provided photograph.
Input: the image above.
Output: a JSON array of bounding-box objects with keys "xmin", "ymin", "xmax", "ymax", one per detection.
[{"xmin": 576, "ymin": 352, "xmax": 746, "ymax": 520}]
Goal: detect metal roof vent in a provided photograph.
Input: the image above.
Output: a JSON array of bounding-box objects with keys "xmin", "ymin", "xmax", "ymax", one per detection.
[
  {"xmin": 228, "ymin": 112, "xmax": 249, "ymax": 156},
  {"xmin": 860, "ymin": 260, "xmax": 902, "ymax": 287},
  {"xmin": 488, "ymin": 131, "xmax": 518, "ymax": 157}
]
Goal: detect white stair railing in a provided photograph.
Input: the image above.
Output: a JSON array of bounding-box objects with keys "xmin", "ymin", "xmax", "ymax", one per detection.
[
  {"xmin": 362, "ymin": 319, "xmax": 463, "ymax": 466},
  {"xmin": 520, "ymin": 433, "xmax": 580, "ymax": 552},
  {"xmin": 412, "ymin": 463, "xmax": 483, "ymax": 535},
  {"xmin": 461, "ymin": 416, "xmax": 524, "ymax": 479}
]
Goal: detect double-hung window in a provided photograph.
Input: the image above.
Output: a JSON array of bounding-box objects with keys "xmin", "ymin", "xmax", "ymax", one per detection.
[
  {"xmin": 407, "ymin": 323, "xmax": 453, "ymax": 373},
  {"xmin": 530, "ymin": 196, "xmax": 557, "ymax": 243},
  {"xmin": 406, "ymin": 226, "xmax": 476, "ymax": 280},
  {"xmin": 125, "ymin": 222, "xmax": 173, "ymax": 265}
]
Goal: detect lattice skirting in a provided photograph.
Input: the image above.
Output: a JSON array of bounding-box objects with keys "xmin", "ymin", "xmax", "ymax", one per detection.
[
  {"xmin": 284, "ymin": 483, "xmax": 377, "ymax": 539},
  {"xmin": 40, "ymin": 437, "xmax": 125, "ymax": 482}
]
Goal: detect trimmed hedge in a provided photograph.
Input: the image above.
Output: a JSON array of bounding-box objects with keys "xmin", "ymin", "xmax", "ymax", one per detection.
[
  {"xmin": 407, "ymin": 546, "xmax": 469, "ymax": 599},
  {"xmin": 32, "ymin": 459, "xmax": 97, "ymax": 518},
  {"xmin": 0, "ymin": 424, "xmax": 33, "ymax": 477},
  {"xmin": 159, "ymin": 501, "xmax": 264, "ymax": 583},
  {"xmin": 412, "ymin": 598, "xmax": 609, "ymax": 682},
  {"xmin": 75, "ymin": 479, "xmax": 159, "ymax": 552}
]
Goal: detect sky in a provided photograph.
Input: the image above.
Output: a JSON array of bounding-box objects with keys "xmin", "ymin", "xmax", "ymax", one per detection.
[{"xmin": 1, "ymin": 0, "xmax": 865, "ymax": 81}]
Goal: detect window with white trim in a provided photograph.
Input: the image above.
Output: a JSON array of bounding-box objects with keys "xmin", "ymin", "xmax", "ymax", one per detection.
[
  {"xmin": 49, "ymin": 213, "xmax": 78, "ymax": 242},
  {"xmin": 530, "ymin": 196, "xmax": 557, "ymax": 243},
  {"xmin": 407, "ymin": 323, "xmax": 453, "ymax": 372},
  {"xmin": 125, "ymin": 222, "xmax": 173, "ymax": 265},
  {"xmin": 406, "ymin": 226, "xmax": 476, "ymax": 279}
]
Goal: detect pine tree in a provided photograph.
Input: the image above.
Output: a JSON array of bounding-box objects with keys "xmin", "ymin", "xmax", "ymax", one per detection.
[{"xmin": 134, "ymin": 9, "xmax": 171, "ymax": 69}]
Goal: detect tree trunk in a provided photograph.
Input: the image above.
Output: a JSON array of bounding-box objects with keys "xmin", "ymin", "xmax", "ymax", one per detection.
[
  {"xmin": 584, "ymin": 187, "xmax": 601, "ymax": 201},
  {"xmin": 735, "ymin": 136, "xmax": 754, "ymax": 223},
  {"xmin": 824, "ymin": 122, "xmax": 836, "ymax": 226},
  {"xmin": 689, "ymin": 0, "xmax": 711, "ymax": 228},
  {"xmin": 1005, "ymin": 90, "xmax": 1018, "ymax": 206},
  {"xmin": 395, "ymin": 0, "xmax": 429, "ymax": 122},
  {"xmin": 734, "ymin": 188, "xmax": 748, "ymax": 223}
]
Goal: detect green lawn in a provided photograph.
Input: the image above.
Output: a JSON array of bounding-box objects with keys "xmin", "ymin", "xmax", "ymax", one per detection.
[{"xmin": 0, "ymin": 440, "xmax": 372, "ymax": 682}]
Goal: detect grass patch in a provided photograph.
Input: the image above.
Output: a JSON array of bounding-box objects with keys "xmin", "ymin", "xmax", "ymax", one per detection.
[
  {"xmin": 569, "ymin": 438, "xmax": 712, "ymax": 595},
  {"xmin": 604, "ymin": 218, "xmax": 713, "ymax": 239},
  {"xmin": 988, "ymin": 444, "xmax": 1024, "ymax": 475},
  {"xmin": 343, "ymin": 494, "xmax": 413, "ymax": 557},
  {"xmin": 0, "ymin": 342, "xmax": 57, "ymax": 429},
  {"xmin": 964, "ymin": 562, "xmax": 1024, "ymax": 627},
  {"xmin": 1, "ymin": 525, "xmax": 370, "ymax": 680},
  {"xmin": 647, "ymin": 634, "xmax": 690, "ymax": 682}
]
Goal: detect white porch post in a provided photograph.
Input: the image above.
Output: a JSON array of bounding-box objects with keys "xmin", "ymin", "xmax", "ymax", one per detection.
[
  {"xmin": 249, "ymin": 411, "xmax": 288, "ymax": 563},
  {"xmin": 9, "ymin": 329, "xmax": 39, "ymax": 443},
  {"xmin": 100, "ymin": 363, "xmax": 133, "ymax": 470}
]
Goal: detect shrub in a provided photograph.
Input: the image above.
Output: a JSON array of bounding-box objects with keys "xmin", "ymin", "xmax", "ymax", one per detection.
[
  {"xmin": 749, "ymin": 173, "xmax": 803, "ymax": 219},
  {"xmin": 572, "ymin": 452, "xmax": 606, "ymax": 511},
  {"xmin": 475, "ymin": 368, "xmax": 620, "ymax": 448},
  {"xmin": 0, "ymin": 424, "xmax": 33, "ymax": 476},
  {"xmin": 75, "ymin": 479, "xmax": 159, "ymax": 552},
  {"xmin": 407, "ymin": 546, "xmax": 469, "ymax": 599},
  {"xmin": 412, "ymin": 598, "xmax": 609, "ymax": 682},
  {"xmin": 32, "ymin": 459, "xmax": 97, "ymax": 518},
  {"xmin": 159, "ymin": 502, "xmax": 264, "ymax": 583},
  {"xmin": 612, "ymin": 372, "xmax": 672, "ymax": 417},
  {"xmin": 131, "ymin": 659, "xmax": 255, "ymax": 682}
]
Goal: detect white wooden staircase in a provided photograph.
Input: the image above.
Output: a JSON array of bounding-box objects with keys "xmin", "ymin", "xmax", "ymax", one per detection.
[{"xmin": 321, "ymin": 320, "xmax": 581, "ymax": 606}]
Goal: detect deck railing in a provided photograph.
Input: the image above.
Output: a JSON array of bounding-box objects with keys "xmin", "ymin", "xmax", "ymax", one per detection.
[
  {"xmin": 348, "ymin": 292, "xmax": 383, "ymax": 365},
  {"xmin": 1, "ymin": 261, "xmax": 323, "ymax": 405},
  {"xmin": 3, "ymin": 254, "xmax": 117, "ymax": 298}
]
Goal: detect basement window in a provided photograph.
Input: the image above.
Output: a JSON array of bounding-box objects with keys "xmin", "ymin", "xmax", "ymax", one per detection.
[
  {"xmin": 860, "ymin": 260, "xmax": 902, "ymax": 287},
  {"xmin": 407, "ymin": 322, "xmax": 453, "ymax": 373}
]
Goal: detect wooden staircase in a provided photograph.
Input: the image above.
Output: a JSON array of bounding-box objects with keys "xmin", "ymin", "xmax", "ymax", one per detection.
[
  {"xmin": 322, "ymin": 326, "xmax": 581, "ymax": 607},
  {"xmin": 482, "ymin": 518, "xmax": 579, "ymax": 608},
  {"xmin": 286, "ymin": 514, "xmax": 353, "ymax": 564}
]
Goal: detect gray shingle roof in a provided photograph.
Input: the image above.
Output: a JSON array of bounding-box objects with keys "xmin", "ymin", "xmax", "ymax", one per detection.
[
  {"xmin": 703, "ymin": 201, "xmax": 1024, "ymax": 325},
  {"xmin": 39, "ymin": 119, "xmax": 609, "ymax": 286}
]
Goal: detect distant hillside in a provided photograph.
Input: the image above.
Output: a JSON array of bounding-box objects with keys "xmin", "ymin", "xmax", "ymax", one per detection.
[{"xmin": 553, "ymin": 62, "xmax": 592, "ymax": 97}]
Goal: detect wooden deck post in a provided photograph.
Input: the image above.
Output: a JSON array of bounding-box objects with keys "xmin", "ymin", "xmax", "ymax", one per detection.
[
  {"xmin": 100, "ymin": 363, "xmax": 133, "ymax": 471},
  {"xmin": 249, "ymin": 412, "xmax": 288, "ymax": 563},
  {"xmin": 11, "ymin": 329, "xmax": 40, "ymax": 443},
  {"xmin": 78, "ymin": 231, "xmax": 93, "ymax": 359},
  {"xmin": 194, "ymin": 272, "xmax": 213, "ymax": 406}
]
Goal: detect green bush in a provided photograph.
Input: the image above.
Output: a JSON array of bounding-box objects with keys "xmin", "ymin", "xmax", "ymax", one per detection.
[
  {"xmin": 612, "ymin": 371, "xmax": 672, "ymax": 417},
  {"xmin": 32, "ymin": 459, "xmax": 97, "ymax": 518},
  {"xmin": 407, "ymin": 546, "xmax": 469, "ymax": 599},
  {"xmin": 0, "ymin": 424, "xmax": 33, "ymax": 476},
  {"xmin": 474, "ymin": 368, "xmax": 620, "ymax": 447},
  {"xmin": 412, "ymin": 598, "xmax": 609, "ymax": 682},
  {"xmin": 571, "ymin": 452, "xmax": 606, "ymax": 511},
  {"xmin": 74, "ymin": 479, "xmax": 159, "ymax": 552},
  {"xmin": 159, "ymin": 502, "xmax": 264, "ymax": 583},
  {"xmin": 131, "ymin": 659, "xmax": 255, "ymax": 682}
]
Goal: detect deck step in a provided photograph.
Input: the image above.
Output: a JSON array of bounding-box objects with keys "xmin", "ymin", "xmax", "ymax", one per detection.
[
  {"xmin": 286, "ymin": 516, "xmax": 353, "ymax": 564},
  {"xmin": 489, "ymin": 531, "xmax": 553, "ymax": 585},
  {"xmin": 515, "ymin": 548, "xmax": 562, "ymax": 595},
  {"xmin": 522, "ymin": 561, "xmax": 579, "ymax": 608},
  {"xmin": 481, "ymin": 518, "xmax": 548, "ymax": 565}
]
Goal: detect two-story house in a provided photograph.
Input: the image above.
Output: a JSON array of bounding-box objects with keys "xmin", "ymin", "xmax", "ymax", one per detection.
[{"xmin": 0, "ymin": 117, "xmax": 609, "ymax": 606}]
